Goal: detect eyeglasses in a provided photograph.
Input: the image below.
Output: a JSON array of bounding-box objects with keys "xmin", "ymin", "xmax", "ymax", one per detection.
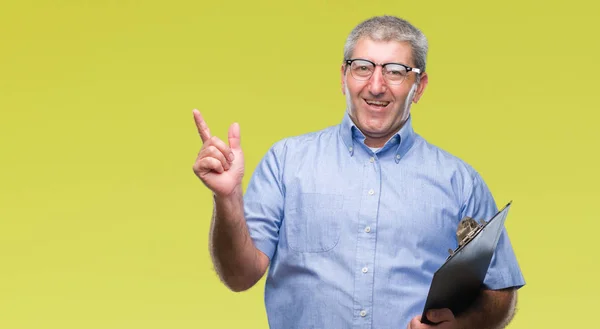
[{"xmin": 344, "ymin": 58, "xmax": 421, "ymax": 85}]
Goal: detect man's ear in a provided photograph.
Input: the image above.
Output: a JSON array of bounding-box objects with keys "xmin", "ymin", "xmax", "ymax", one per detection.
[
  {"xmin": 340, "ymin": 64, "xmax": 346, "ymax": 94},
  {"xmin": 413, "ymin": 72, "xmax": 428, "ymax": 103}
]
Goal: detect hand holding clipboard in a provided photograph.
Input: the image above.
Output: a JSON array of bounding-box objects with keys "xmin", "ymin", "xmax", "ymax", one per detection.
[{"xmin": 419, "ymin": 202, "xmax": 513, "ymax": 324}]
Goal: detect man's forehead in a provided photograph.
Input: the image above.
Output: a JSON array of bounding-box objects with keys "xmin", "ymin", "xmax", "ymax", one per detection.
[{"xmin": 352, "ymin": 37, "xmax": 414, "ymax": 65}]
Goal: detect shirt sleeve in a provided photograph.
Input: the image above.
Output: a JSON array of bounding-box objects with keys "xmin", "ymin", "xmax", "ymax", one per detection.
[
  {"xmin": 243, "ymin": 140, "xmax": 286, "ymax": 261},
  {"xmin": 460, "ymin": 170, "xmax": 526, "ymax": 290}
]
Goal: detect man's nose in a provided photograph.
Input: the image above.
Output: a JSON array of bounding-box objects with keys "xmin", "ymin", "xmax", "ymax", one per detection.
[{"xmin": 368, "ymin": 67, "xmax": 387, "ymax": 96}]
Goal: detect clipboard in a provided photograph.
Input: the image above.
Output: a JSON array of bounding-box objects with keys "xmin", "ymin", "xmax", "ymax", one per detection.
[{"xmin": 420, "ymin": 201, "xmax": 512, "ymax": 324}]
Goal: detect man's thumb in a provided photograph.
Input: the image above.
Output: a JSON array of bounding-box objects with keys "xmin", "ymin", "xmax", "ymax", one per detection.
[
  {"xmin": 228, "ymin": 122, "xmax": 241, "ymax": 150},
  {"xmin": 426, "ymin": 308, "xmax": 453, "ymax": 323}
]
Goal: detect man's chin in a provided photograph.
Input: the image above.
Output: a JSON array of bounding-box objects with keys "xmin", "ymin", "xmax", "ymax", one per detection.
[
  {"xmin": 349, "ymin": 111, "xmax": 398, "ymax": 133},
  {"xmin": 359, "ymin": 124, "xmax": 390, "ymax": 138},
  {"xmin": 361, "ymin": 119, "xmax": 388, "ymax": 132}
]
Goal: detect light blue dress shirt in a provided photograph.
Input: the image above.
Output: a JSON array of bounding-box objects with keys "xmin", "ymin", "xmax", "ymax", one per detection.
[{"xmin": 244, "ymin": 112, "xmax": 525, "ymax": 329}]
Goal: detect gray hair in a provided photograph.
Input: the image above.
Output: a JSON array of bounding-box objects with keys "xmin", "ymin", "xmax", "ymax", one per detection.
[{"xmin": 343, "ymin": 16, "xmax": 429, "ymax": 79}]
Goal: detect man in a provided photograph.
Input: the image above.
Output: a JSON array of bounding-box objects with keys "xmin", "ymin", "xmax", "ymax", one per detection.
[{"xmin": 192, "ymin": 15, "xmax": 525, "ymax": 329}]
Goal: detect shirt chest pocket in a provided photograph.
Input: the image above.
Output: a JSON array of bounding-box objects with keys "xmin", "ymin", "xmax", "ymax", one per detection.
[{"xmin": 284, "ymin": 193, "xmax": 344, "ymax": 253}]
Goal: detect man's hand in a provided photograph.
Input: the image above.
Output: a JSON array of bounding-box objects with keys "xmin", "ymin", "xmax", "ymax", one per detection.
[
  {"xmin": 192, "ymin": 109, "xmax": 245, "ymax": 197},
  {"xmin": 408, "ymin": 288, "xmax": 517, "ymax": 329},
  {"xmin": 193, "ymin": 109, "xmax": 267, "ymax": 291},
  {"xmin": 407, "ymin": 309, "xmax": 458, "ymax": 329}
]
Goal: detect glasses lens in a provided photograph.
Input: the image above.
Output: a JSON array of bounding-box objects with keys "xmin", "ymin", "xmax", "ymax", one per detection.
[
  {"xmin": 350, "ymin": 60, "xmax": 374, "ymax": 80},
  {"xmin": 384, "ymin": 64, "xmax": 408, "ymax": 84}
]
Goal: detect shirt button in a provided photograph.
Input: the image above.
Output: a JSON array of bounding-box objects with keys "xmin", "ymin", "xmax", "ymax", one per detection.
[
  {"xmin": 360, "ymin": 310, "xmax": 367, "ymax": 317},
  {"xmin": 368, "ymin": 189, "xmax": 374, "ymax": 195},
  {"xmin": 349, "ymin": 147, "xmax": 353, "ymax": 152},
  {"xmin": 396, "ymin": 154, "xmax": 401, "ymax": 159},
  {"xmin": 362, "ymin": 267, "xmax": 368, "ymax": 273},
  {"xmin": 369, "ymin": 157, "xmax": 375, "ymax": 163},
  {"xmin": 365, "ymin": 226, "xmax": 371, "ymax": 233}
]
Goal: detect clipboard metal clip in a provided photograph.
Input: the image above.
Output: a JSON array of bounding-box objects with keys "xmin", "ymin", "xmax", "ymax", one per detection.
[{"xmin": 448, "ymin": 216, "xmax": 487, "ymax": 257}]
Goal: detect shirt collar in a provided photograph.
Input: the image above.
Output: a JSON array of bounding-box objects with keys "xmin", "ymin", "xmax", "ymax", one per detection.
[{"xmin": 339, "ymin": 111, "xmax": 416, "ymax": 163}]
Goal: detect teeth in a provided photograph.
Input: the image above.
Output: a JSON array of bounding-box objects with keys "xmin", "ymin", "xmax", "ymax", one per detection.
[{"xmin": 366, "ymin": 100, "xmax": 390, "ymax": 106}]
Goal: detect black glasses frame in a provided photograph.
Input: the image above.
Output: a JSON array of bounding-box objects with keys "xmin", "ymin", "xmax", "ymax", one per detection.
[{"xmin": 344, "ymin": 58, "xmax": 421, "ymax": 84}]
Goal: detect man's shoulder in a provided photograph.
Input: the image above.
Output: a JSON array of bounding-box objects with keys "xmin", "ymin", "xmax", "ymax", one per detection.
[
  {"xmin": 268, "ymin": 123, "xmax": 340, "ymax": 153},
  {"xmin": 415, "ymin": 135, "xmax": 481, "ymax": 178},
  {"xmin": 413, "ymin": 136, "xmax": 492, "ymax": 205}
]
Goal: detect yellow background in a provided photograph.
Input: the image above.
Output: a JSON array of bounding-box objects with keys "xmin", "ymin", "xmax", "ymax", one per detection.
[{"xmin": 1, "ymin": 0, "xmax": 598, "ymax": 328}]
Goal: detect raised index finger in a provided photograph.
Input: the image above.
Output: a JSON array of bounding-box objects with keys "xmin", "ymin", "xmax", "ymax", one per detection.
[{"xmin": 192, "ymin": 109, "xmax": 211, "ymax": 142}]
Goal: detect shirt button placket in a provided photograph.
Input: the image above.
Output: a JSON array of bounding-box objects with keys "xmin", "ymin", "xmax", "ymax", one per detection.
[{"xmin": 353, "ymin": 151, "xmax": 379, "ymax": 328}]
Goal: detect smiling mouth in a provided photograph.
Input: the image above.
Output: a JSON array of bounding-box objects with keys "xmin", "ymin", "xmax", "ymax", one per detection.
[{"xmin": 364, "ymin": 99, "xmax": 390, "ymax": 108}]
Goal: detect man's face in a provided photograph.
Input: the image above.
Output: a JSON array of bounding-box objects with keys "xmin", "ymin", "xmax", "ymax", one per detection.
[{"xmin": 341, "ymin": 37, "xmax": 428, "ymax": 147}]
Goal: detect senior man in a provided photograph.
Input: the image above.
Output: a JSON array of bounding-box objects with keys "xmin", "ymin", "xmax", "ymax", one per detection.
[{"xmin": 192, "ymin": 15, "xmax": 525, "ymax": 329}]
